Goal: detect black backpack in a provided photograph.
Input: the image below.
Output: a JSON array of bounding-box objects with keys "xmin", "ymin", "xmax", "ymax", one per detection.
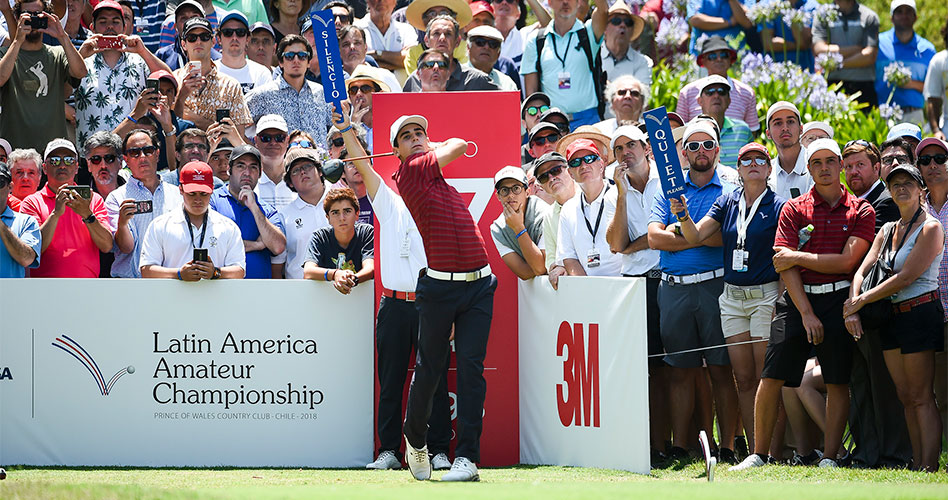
[{"xmin": 534, "ymin": 25, "xmax": 606, "ymax": 121}]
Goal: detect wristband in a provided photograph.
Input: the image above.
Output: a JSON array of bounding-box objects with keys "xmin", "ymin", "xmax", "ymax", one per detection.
[
  {"xmin": 515, "ymin": 228, "xmax": 528, "ymax": 239},
  {"xmin": 339, "ymin": 124, "xmax": 353, "ymax": 134},
  {"xmin": 127, "ymin": 114, "xmax": 138, "ymax": 124},
  {"xmin": 177, "ymin": 269, "xmax": 182, "ymax": 280},
  {"xmin": 164, "ymin": 128, "xmax": 176, "ymax": 137},
  {"xmin": 325, "ymin": 270, "xmax": 330, "ymax": 281}
]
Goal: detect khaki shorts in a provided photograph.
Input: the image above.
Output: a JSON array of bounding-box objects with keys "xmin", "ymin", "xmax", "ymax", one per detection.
[{"xmin": 718, "ymin": 281, "xmax": 780, "ymax": 339}]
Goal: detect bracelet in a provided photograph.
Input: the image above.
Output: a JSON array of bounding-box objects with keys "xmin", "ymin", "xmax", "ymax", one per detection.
[
  {"xmin": 127, "ymin": 114, "xmax": 138, "ymax": 124},
  {"xmin": 164, "ymin": 128, "xmax": 176, "ymax": 137},
  {"xmin": 177, "ymin": 269, "xmax": 182, "ymax": 280},
  {"xmin": 515, "ymin": 228, "xmax": 528, "ymax": 239},
  {"xmin": 339, "ymin": 124, "xmax": 353, "ymax": 134},
  {"xmin": 677, "ymin": 213, "xmax": 690, "ymax": 222},
  {"xmin": 324, "ymin": 270, "xmax": 330, "ymax": 281}
]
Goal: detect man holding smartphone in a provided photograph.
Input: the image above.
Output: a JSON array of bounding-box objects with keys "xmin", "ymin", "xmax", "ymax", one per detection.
[
  {"xmin": 73, "ymin": 0, "xmax": 174, "ymax": 147},
  {"xmin": 141, "ymin": 161, "xmax": 245, "ymax": 280},
  {"xmin": 19, "ymin": 139, "xmax": 113, "ymax": 277},
  {"xmin": 105, "ymin": 129, "xmax": 182, "ymax": 278}
]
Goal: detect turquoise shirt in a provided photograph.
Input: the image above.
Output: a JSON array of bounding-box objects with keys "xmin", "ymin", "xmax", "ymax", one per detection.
[
  {"xmin": 719, "ymin": 116, "xmax": 753, "ymax": 169},
  {"xmin": 0, "ymin": 206, "xmax": 41, "ymax": 278},
  {"xmin": 521, "ymin": 19, "xmax": 602, "ymax": 114}
]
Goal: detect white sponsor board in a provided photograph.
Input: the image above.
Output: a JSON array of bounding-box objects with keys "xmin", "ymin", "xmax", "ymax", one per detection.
[
  {"xmin": 518, "ymin": 276, "xmax": 649, "ymax": 474},
  {"xmin": 0, "ymin": 279, "xmax": 373, "ymax": 467}
]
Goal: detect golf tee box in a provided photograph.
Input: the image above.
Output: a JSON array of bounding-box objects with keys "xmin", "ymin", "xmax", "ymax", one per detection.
[
  {"xmin": 311, "ymin": 10, "xmax": 346, "ymax": 117},
  {"xmin": 643, "ymin": 106, "xmax": 686, "ymax": 200}
]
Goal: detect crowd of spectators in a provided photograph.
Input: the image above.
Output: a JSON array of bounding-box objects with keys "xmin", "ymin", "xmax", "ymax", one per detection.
[{"xmin": 2, "ymin": 0, "xmax": 948, "ymax": 476}]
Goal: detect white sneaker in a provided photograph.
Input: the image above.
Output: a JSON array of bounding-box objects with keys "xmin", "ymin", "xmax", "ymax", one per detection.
[
  {"xmin": 404, "ymin": 435, "xmax": 431, "ymax": 480},
  {"xmin": 366, "ymin": 450, "xmax": 401, "ymax": 470},
  {"xmin": 441, "ymin": 457, "xmax": 479, "ymax": 482},
  {"xmin": 818, "ymin": 458, "xmax": 838, "ymax": 468},
  {"xmin": 431, "ymin": 452, "xmax": 451, "ymax": 470},
  {"xmin": 729, "ymin": 453, "xmax": 767, "ymax": 471}
]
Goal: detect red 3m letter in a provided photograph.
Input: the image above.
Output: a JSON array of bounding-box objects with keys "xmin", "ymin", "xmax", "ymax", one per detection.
[{"xmin": 556, "ymin": 322, "xmax": 600, "ymax": 427}]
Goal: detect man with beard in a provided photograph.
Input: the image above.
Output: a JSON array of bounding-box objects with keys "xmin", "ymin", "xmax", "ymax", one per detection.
[
  {"xmin": 490, "ymin": 165, "xmax": 548, "ymax": 279},
  {"xmin": 5, "ymin": 148, "xmax": 42, "ymax": 211},
  {"xmin": 765, "ymin": 101, "xmax": 811, "ymax": 200},
  {"xmin": 209, "ymin": 144, "xmax": 285, "ymax": 279},
  {"xmin": 0, "ymin": 0, "xmax": 87, "ymax": 153}
]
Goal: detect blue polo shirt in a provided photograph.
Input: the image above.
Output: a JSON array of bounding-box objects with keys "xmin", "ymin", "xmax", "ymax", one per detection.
[
  {"xmin": 0, "ymin": 206, "xmax": 41, "ymax": 278},
  {"xmin": 521, "ymin": 19, "xmax": 602, "ymax": 114},
  {"xmin": 209, "ymin": 187, "xmax": 283, "ymax": 279},
  {"xmin": 649, "ymin": 171, "xmax": 736, "ymax": 275},
  {"xmin": 875, "ymin": 29, "xmax": 936, "ymax": 109},
  {"xmin": 707, "ymin": 188, "xmax": 786, "ymax": 285},
  {"xmin": 761, "ymin": 0, "xmax": 820, "ymax": 70},
  {"xmin": 686, "ymin": 0, "xmax": 751, "ymax": 54}
]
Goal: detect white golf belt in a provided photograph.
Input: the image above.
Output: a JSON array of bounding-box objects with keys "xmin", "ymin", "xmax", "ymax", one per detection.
[
  {"xmin": 661, "ymin": 268, "xmax": 724, "ymax": 285},
  {"xmin": 802, "ymin": 280, "xmax": 851, "ymax": 294},
  {"xmin": 426, "ymin": 264, "xmax": 492, "ymax": 282}
]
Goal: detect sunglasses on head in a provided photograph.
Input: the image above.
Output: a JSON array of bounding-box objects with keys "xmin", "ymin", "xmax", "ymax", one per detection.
[
  {"xmin": 845, "ymin": 139, "xmax": 871, "ymax": 148},
  {"xmin": 290, "ymin": 139, "xmax": 314, "ymax": 149},
  {"xmin": 219, "ymin": 27, "xmax": 249, "ymax": 37},
  {"xmin": 47, "ymin": 156, "xmax": 77, "ymax": 166},
  {"xmin": 702, "ymin": 86, "xmax": 729, "ymax": 96},
  {"xmin": 703, "ymin": 50, "xmax": 732, "ymax": 61},
  {"xmin": 609, "ymin": 16, "xmax": 635, "ymax": 27},
  {"xmin": 419, "ymin": 59, "xmax": 449, "ymax": 70},
  {"xmin": 184, "ymin": 32, "xmax": 213, "ymax": 43},
  {"xmin": 684, "ymin": 140, "xmax": 717, "ymax": 152},
  {"xmin": 471, "ymin": 37, "xmax": 501, "ymax": 49},
  {"xmin": 530, "ymin": 133, "xmax": 560, "ymax": 146},
  {"xmin": 281, "ymin": 50, "xmax": 311, "ymax": 61},
  {"xmin": 526, "ymin": 104, "xmax": 550, "ymax": 116},
  {"xmin": 257, "ymin": 133, "xmax": 286, "ymax": 143},
  {"xmin": 616, "ymin": 88, "xmax": 641, "ymax": 98},
  {"xmin": 567, "ymin": 154, "xmax": 599, "ymax": 168},
  {"xmin": 739, "ymin": 157, "xmax": 768, "ymax": 167},
  {"xmin": 536, "ymin": 164, "xmax": 565, "ymax": 184},
  {"xmin": 348, "ymin": 84, "xmax": 375, "ymax": 95},
  {"xmin": 124, "ymin": 146, "xmax": 157, "ymax": 157},
  {"xmin": 918, "ymin": 153, "xmax": 948, "ymax": 166},
  {"xmin": 331, "ymin": 137, "xmax": 345, "ymax": 148},
  {"xmin": 496, "ymin": 184, "xmax": 524, "ymax": 197},
  {"xmin": 88, "ymin": 154, "xmax": 118, "ymax": 165}
]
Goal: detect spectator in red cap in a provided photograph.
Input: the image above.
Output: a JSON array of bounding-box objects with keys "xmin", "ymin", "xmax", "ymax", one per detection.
[{"xmin": 140, "ymin": 160, "xmax": 245, "ymax": 280}]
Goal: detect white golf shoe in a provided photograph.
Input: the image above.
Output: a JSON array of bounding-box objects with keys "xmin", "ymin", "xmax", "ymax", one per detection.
[
  {"xmin": 366, "ymin": 450, "xmax": 401, "ymax": 470},
  {"xmin": 441, "ymin": 457, "xmax": 479, "ymax": 482},
  {"xmin": 404, "ymin": 435, "xmax": 431, "ymax": 480}
]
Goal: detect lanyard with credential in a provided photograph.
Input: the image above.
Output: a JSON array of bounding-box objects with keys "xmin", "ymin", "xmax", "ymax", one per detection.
[
  {"xmin": 736, "ymin": 189, "xmax": 767, "ymax": 249},
  {"xmin": 185, "ymin": 209, "xmax": 208, "ymax": 248},
  {"xmin": 549, "ymin": 31, "xmax": 574, "ymax": 69},
  {"xmin": 583, "ymin": 186, "xmax": 609, "ymax": 240}
]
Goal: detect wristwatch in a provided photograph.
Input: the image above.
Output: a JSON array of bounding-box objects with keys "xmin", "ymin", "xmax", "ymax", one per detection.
[
  {"xmin": 82, "ymin": 213, "xmax": 96, "ymax": 224},
  {"xmin": 211, "ymin": 267, "xmax": 222, "ymax": 280},
  {"xmin": 164, "ymin": 128, "xmax": 176, "ymax": 137}
]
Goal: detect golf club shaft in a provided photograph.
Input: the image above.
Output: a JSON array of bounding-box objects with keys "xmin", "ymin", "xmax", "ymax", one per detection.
[{"xmin": 343, "ymin": 152, "xmax": 396, "ymax": 162}]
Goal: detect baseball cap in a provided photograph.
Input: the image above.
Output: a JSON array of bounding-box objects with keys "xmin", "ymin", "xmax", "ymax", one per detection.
[
  {"xmin": 682, "ymin": 120, "xmax": 719, "ymax": 143},
  {"xmin": 284, "ymin": 147, "xmax": 323, "ymax": 172},
  {"xmin": 890, "ymin": 0, "xmax": 915, "ymax": 14},
  {"xmin": 610, "ymin": 125, "xmax": 647, "ymax": 149},
  {"xmin": 766, "ymin": 101, "xmax": 800, "ymax": 128},
  {"xmin": 92, "ymin": 0, "xmax": 123, "ymax": 18},
  {"xmin": 916, "ymin": 137, "xmax": 948, "ymax": 157},
  {"xmin": 467, "ymin": 25, "xmax": 504, "ymax": 42},
  {"xmin": 698, "ymin": 36, "xmax": 736, "ymax": 63},
  {"xmin": 0, "ymin": 162, "xmax": 10, "ymax": 184},
  {"xmin": 44, "ymin": 138, "xmax": 77, "ymax": 159},
  {"xmin": 0, "ymin": 138, "xmax": 11, "ymax": 156},
  {"xmin": 805, "ymin": 138, "xmax": 841, "ymax": 164},
  {"xmin": 493, "ymin": 165, "xmax": 527, "ymax": 188},
  {"xmin": 521, "ymin": 92, "xmax": 551, "ymax": 118},
  {"xmin": 886, "ymin": 164, "xmax": 924, "ymax": 186},
  {"xmin": 530, "ymin": 151, "xmax": 567, "ymax": 175},
  {"xmin": 802, "ymin": 121, "xmax": 834, "ymax": 139},
  {"xmin": 390, "ymin": 115, "xmax": 428, "ymax": 147},
  {"xmin": 180, "ymin": 161, "xmax": 215, "ymax": 193},
  {"xmin": 699, "ymin": 74, "xmax": 730, "ymax": 93},
  {"xmin": 149, "ymin": 69, "xmax": 177, "ymax": 91},
  {"xmin": 256, "ymin": 114, "xmax": 289, "ymax": 133},
  {"xmin": 183, "ymin": 17, "xmax": 213, "ymax": 35},
  {"xmin": 738, "ymin": 142, "xmax": 771, "ymax": 160},
  {"xmin": 538, "ymin": 107, "xmax": 569, "ymax": 125},
  {"xmin": 528, "ymin": 122, "xmax": 560, "ymax": 142},
  {"xmin": 212, "ymin": 139, "xmax": 235, "ymax": 156},
  {"xmin": 469, "ymin": 1, "xmax": 494, "ymax": 18},
  {"xmin": 219, "ymin": 10, "xmax": 249, "ymax": 29},
  {"xmin": 250, "ymin": 22, "xmax": 275, "ymax": 36},
  {"xmin": 886, "ymin": 122, "xmax": 922, "ymax": 142},
  {"xmin": 175, "ymin": 0, "xmax": 205, "ymax": 16},
  {"xmin": 667, "ymin": 111, "xmax": 685, "ymax": 127},
  {"xmin": 229, "ymin": 144, "xmax": 262, "ymax": 163},
  {"xmin": 565, "ymin": 139, "xmax": 599, "ymax": 160}
]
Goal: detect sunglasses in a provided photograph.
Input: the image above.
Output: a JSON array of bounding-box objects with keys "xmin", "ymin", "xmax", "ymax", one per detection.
[
  {"xmin": 567, "ymin": 154, "xmax": 599, "ymax": 168},
  {"xmin": 281, "ymin": 51, "xmax": 311, "ymax": 61},
  {"xmin": 530, "ymin": 133, "xmax": 560, "ymax": 146},
  {"xmin": 918, "ymin": 154, "xmax": 948, "ymax": 166},
  {"xmin": 331, "ymin": 137, "xmax": 345, "ymax": 148},
  {"xmin": 419, "ymin": 60, "xmax": 449, "ymax": 70},
  {"xmin": 257, "ymin": 133, "xmax": 286, "ymax": 143},
  {"xmin": 616, "ymin": 88, "xmax": 642, "ymax": 98},
  {"xmin": 492, "ymin": 0, "xmax": 517, "ymax": 4},
  {"xmin": 219, "ymin": 27, "xmax": 249, "ymax": 37},
  {"xmin": 609, "ymin": 17, "xmax": 635, "ymax": 27},
  {"xmin": 290, "ymin": 140, "xmax": 314, "ymax": 149},
  {"xmin": 348, "ymin": 84, "xmax": 375, "ymax": 95},
  {"xmin": 47, "ymin": 156, "xmax": 77, "ymax": 166},
  {"xmin": 702, "ymin": 86, "xmax": 729, "ymax": 96},
  {"xmin": 844, "ymin": 139, "xmax": 871, "ymax": 148},
  {"xmin": 333, "ymin": 13, "xmax": 353, "ymax": 23},
  {"xmin": 88, "ymin": 154, "xmax": 118, "ymax": 165},
  {"xmin": 526, "ymin": 104, "xmax": 550, "ymax": 116},
  {"xmin": 124, "ymin": 146, "xmax": 157, "ymax": 157},
  {"xmin": 739, "ymin": 157, "xmax": 768, "ymax": 167},
  {"xmin": 536, "ymin": 164, "xmax": 565, "ymax": 184},
  {"xmin": 703, "ymin": 50, "xmax": 732, "ymax": 61},
  {"xmin": 471, "ymin": 37, "xmax": 501, "ymax": 49},
  {"xmin": 496, "ymin": 184, "xmax": 524, "ymax": 197},
  {"xmin": 684, "ymin": 140, "xmax": 718, "ymax": 152},
  {"xmin": 184, "ymin": 32, "xmax": 213, "ymax": 43},
  {"xmin": 882, "ymin": 154, "xmax": 910, "ymax": 166}
]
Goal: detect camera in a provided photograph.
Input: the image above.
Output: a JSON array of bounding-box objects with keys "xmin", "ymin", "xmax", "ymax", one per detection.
[{"xmin": 28, "ymin": 13, "xmax": 47, "ymax": 30}]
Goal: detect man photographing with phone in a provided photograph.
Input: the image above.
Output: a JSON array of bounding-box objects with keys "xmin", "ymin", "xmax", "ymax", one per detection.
[{"xmin": 140, "ymin": 161, "xmax": 245, "ymax": 280}]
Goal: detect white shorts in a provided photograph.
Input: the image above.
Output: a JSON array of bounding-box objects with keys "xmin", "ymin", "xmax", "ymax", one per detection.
[{"xmin": 718, "ymin": 281, "xmax": 780, "ymax": 339}]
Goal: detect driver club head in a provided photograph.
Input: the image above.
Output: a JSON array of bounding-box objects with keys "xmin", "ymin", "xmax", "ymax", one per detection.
[{"xmin": 321, "ymin": 159, "xmax": 345, "ymax": 184}]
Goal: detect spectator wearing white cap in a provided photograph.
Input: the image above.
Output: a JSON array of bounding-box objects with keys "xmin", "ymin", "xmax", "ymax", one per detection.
[
  {"xmin": 874, "ymin": 0, "xmax": 934, "ymax": 124},
  {"xmin": 696, "ymin": 75, "xmax": 752, "ymax": 168},
  {"xmin": 800, "ymin": 121, "xmax": 833, "ymax": 148},
  {"xmin": 0, "ymin": 138, "xmax": 10, "ymax": 165},
  {"xmin": 924, "ymin": 17, "xmax": 948, "ymax": 141},
  {"xmin": 886, "ymin": 122, "xmax": 922, "ymax": 152},
  {"xmin": 214, "ymin": 11, "xmax": 272, "ymax": 94},
  {"xmin": 251, "ymin": 114, "xmax": 296, "ymax": 211},
  {"xmin": 465, "ymin": 25, "xmax": 517, "ymax": 91},
  {"xmin": 766, "ymin": 101, "xmax": 812, "ymax": 200},
  {"xmin": 490, "ymin": 165, "xmax": 548, "ymax": 279}
]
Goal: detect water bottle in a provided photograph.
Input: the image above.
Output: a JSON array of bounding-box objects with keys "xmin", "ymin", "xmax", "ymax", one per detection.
[{"xmin": 797, "ymin": 224, "xmax": 814, "ymax": 250}]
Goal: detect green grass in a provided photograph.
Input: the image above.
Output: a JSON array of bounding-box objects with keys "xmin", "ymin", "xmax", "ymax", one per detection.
[{"xmin": 3, "ymin": 462, "xmax": 948, "ymax": 500}]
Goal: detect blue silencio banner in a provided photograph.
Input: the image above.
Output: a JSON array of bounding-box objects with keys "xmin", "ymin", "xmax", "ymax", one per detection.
[
  {"xmin": 311, "ymin": 10, "xmax": 346, "ymax": 117},
  {"xmin": 643, "ymin": 106, "xmax": 686, "ymax": 199}
]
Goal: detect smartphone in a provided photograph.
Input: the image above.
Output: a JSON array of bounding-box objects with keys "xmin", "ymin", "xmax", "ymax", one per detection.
[
  {"xmin": 28, "ymin": 13, "xmax": 47, "ymax": 30},
  {"xmin": 193, "ymin": 248, "xmax": 209, "ymax": 262},
  {"xmin": 133, "ymin": 200, "xmax": 153, "ymax": 214},
  {"xmin": 145, "ymin": 78, "xmax": 160, "ymax": 92},
  {"xmin": 65, "ymin": 185, "xmax": 92, "ymax": 199},
  {"xmin": 189, "ymin": 60, "xmax": 201, "ymax": 75},
  {"xmin": 97, "ymin": 36, "xmax": 124, "ymax": 50},
  {"xmin": 215, "ymin": 109, "xmax": 230, "ymax": 122}
]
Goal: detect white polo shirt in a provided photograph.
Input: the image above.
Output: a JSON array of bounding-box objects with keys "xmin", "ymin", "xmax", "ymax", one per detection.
[
  {"xmin": 370, "ymin": 182, "xmax": 426, "ymax": 292},
  {"xmin": 354, "ymin": 15, "xmax": 418, "ymax": 53},
  {"xmin": 620, "ymin": 171, "xmax": 661, "ymax": 275},
  {"xmin": 254, "ymin": 171, "xmax": 298, "ymax": 212},
  {"xmin": 769, "ymin": 146, "xmax": 812, "ymax": 200},
  {"xmin": 273, "ymin": 185, "xmax": 330, "ymax": 279},
  {"xmin": 556, "ymin": 184, "xmax": 623, "ymax": 276},
  {"xmin": 139, "ymin": 208, "xmax": 246, "ymax": 271}
]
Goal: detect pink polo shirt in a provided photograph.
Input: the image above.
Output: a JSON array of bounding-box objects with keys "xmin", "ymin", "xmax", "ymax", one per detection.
[{"xmin": 19, "ymin": 185, "xmax": 108, "ymax": 278}]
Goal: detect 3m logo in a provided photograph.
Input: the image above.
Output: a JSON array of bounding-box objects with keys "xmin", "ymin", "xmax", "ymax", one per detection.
[{"xmin": 555, "ymin": 322, "xmax": 599, "ymax": 428}]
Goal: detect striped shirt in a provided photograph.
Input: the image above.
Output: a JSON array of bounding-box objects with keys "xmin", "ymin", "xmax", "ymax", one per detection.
[
  {"xmin": 129, "ymin": 0, "xmax": 168, "ymax": 53},
  {"xmin": 925, "ymin": 195, "xmax": 948, "ymax": 319},
  {"xmin": 393, "ymin": 151, "xmax": 489, "ymax": 272},
  {"xmin": 104, "ymin": 179, "xmax": 183, "ymax": 278},
  {"xmin": 676, "ymin": 76, "xmax": 760, "ymax": 131},
  {"xmin": 774, "ymin": 187, "xmax": 875, "ymax": 285},
  {"xmin": 159, "ymin": 11, "xmax": 220, "ymax": 50},
  {"xmin": 718, "ymin": 117, "xmax": 753, "ymax": 168}
]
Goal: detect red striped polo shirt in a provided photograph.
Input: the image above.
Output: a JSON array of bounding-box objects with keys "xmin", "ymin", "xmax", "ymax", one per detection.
[
  {"xmin": 393, "ymin": 151, "xmax": 489, "ymax": 272},
  {"xmin": 774, "ymin": 186, "xmax": 876, "ymax": 285}
]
